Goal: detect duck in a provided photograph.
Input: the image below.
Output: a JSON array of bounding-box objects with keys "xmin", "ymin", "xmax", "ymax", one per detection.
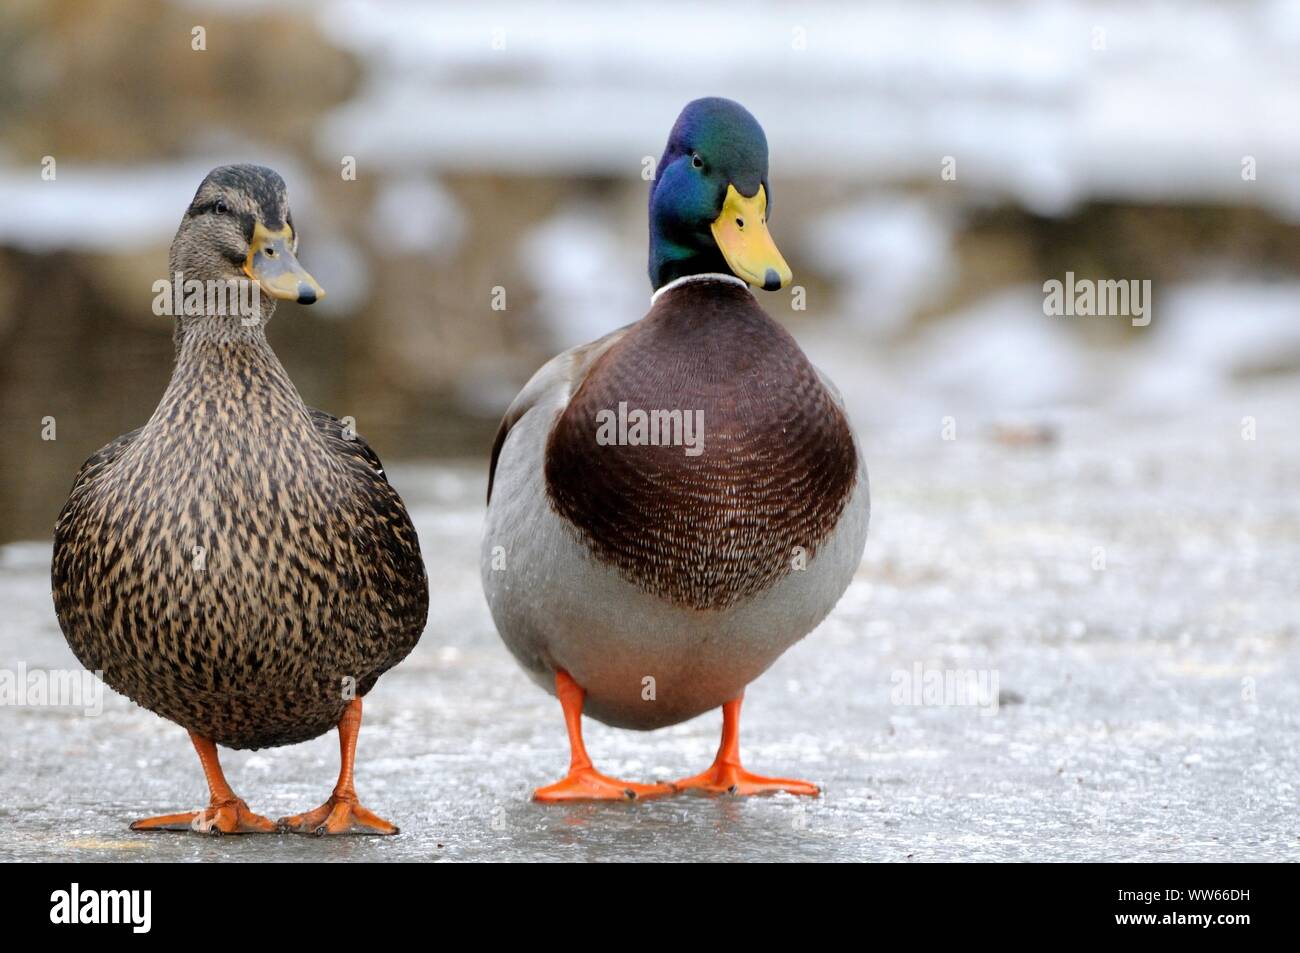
[
  {"xmin": 52, "ymin": 164, "xmax": 428, "ymax": 834},
  {"xmin": 481, "ymin": 98, "xmax": 869, "ymax": 800}
]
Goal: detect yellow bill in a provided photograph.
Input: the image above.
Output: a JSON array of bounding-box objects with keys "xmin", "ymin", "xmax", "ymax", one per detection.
[
  {"xmin": 710, "ymin": 183, "xmax": 792, "ymax": 291},
  {"xmin": 243, "ymin": 222, "xmax": 325, "ymax": 304}
]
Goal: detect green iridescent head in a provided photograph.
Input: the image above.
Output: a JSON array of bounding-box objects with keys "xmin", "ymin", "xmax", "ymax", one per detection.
[{"xmin": 647, "ymin": 97, "xmax": 791, "ymax": 292}]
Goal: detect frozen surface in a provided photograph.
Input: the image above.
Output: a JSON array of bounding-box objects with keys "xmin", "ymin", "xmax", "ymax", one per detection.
[{"xmin": 1, "ymin": 401, "xmax": 1297, "ymax": 863}]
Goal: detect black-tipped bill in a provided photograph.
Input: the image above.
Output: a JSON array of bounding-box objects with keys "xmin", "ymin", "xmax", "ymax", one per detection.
[{"xmin": 243, "ymin": 223, "xmax": 325, "ymax": 304}]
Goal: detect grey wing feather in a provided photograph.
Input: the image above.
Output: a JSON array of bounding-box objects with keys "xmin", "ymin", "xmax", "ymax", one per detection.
[{"xmin": 486, "ymin": 325, "xmax": 632, "ymax": 503}]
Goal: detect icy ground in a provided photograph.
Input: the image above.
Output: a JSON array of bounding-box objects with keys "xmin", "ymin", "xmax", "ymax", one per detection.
[{"xmin": 1, "ymin": 402, "xmax": 1296, "ymax": 862}]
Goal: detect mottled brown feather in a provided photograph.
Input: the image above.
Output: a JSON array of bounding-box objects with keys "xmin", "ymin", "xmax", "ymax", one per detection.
[{"xmin": 52, "ymin": 331, "xmax": 428, "ymax": 750}]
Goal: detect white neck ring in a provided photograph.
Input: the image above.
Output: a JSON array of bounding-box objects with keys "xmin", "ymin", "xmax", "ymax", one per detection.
[{"xmin": 650, "ymin": 272, "xmax": 750, "ymax": 305}]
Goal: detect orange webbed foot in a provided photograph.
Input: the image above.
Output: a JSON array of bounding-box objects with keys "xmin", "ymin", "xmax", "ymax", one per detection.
[
  {"xmin": 278, "ymin": 795, "xmax": 399, "ymax": 836},
  {"xmin": 673, "ymin": 695, "xmax": 820, "ymax": 797},
  {"xmin": 673, "ymin": 763, "xmax": 820, "ymax": 797},
  {"xmin": 130, "ymin": 798, "xmax": 277, "ymax": 835},
  {"xmin": 533, "ymin": 669, "xmax": 676, "ymax": 803},
  {"xmin": 278, "ymin": 697, "xmax": 397, "ymax": 835},
  {"xmin": 534, "ymin": 767, "xmax": 674, "ymax": 803}
]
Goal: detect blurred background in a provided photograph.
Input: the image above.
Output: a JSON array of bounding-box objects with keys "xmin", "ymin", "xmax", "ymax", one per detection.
[{"xmin": 1, "ymin": 0, "xmax": 1298, "ymax": 543}]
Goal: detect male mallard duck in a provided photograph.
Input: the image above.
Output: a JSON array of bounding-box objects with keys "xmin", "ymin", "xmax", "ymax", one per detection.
[
  {"xmin": 482, "ymin": 98, "xmax": 869, "ymax": 800},
  {"xmin": 52, "ymin": 165, "xmax": 428, "ymax": 834}
]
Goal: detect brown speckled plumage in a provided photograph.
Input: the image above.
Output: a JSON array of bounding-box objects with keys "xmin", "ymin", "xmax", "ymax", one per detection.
[
  {"xmin": 51, "ymin": 166, "xmax": 427, "ymax": 752},
  {"xmin": 543, "ymin": 279, "xmax": 857, "ymax": 611}
]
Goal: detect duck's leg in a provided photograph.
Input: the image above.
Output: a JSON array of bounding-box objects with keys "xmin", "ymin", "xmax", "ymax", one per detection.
[
  {"xmin": 278, "ymin": 696, "xmax": 398, "ymax": 835},
  {"xmin": 673, "ymin": 694, "xmax": 819, "ymax": 797},
  {"xmin": 534, "ymin": 669, "xmax": 674, "ymax": 802},
  {"xmin": 130, "ymin": 733, "xmax": 276, "ymax": 834}
]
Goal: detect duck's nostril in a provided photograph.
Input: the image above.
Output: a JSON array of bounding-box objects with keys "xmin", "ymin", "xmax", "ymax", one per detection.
[{"xmin": 736, "ymin": 218, "xmax": 744, "ymax": 229}]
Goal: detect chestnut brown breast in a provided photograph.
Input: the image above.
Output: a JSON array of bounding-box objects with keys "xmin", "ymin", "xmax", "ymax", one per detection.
[{"xmin": 545, "ymin": 280, "xmax": 857, "ymax": 611}]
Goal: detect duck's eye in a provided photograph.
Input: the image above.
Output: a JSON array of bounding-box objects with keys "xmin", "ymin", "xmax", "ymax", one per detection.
[
  {"xmin": 213, "ymin": 199, "xmax": 229, "ymax": 216},
  {"xmin": 691, "ymin": 153, "xmax": 704, "ymax": 170}
]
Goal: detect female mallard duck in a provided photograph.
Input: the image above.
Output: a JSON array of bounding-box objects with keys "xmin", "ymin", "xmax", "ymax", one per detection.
[
  {"xmin": 482, "ymin": 98, "xmax": 869, "ymax": 800},
  {"xmin": 52, "ymin": 165, "xmax": 428, "ymax": 834}
]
